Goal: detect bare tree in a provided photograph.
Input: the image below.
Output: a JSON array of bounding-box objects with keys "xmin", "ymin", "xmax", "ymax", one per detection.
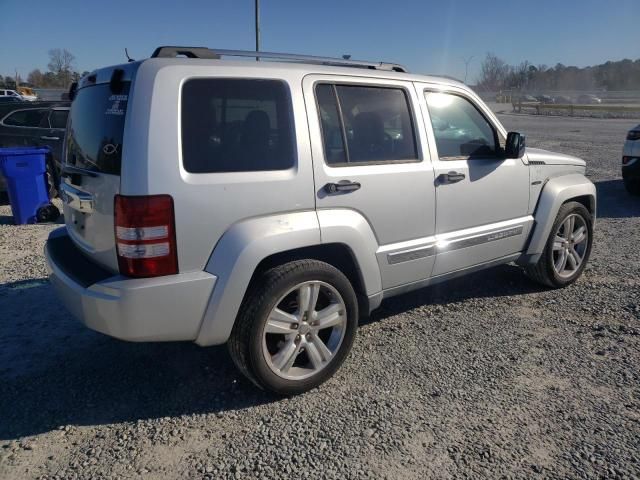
[
  {"xmin": 47, "ymin": 48, "xmax": 75, "ymax": 88},
  {"xmin": 478, "ymin": 52, "xmax": 508, "ymax": 91},
  {"xmin": 27, "ymin": 69, "xmax": 44, "ymax": 87}
]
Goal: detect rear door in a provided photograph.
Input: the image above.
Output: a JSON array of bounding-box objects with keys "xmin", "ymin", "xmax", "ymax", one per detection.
[
  {"xmin": 39, "ymin": 108, "xmax": 69, "ymax": 170},
  {"xmin": 61, "ymin": 79, "xmax": 131, "ymax": 272},
  {"xmin": 303, "ymin": 74, "xmax": 437, "ymax": 289}
]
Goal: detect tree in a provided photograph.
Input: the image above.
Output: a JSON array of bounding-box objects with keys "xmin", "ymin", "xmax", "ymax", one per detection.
[
  {"xmin": 478, "ymin": 53, "xmax": 509, "ymax": 91},
  {"xmin": 47, "ymin": 48, "xmax": 75, "ymax": 88},
  {"xmin": 27, "ymin": 69, "xmax": 44, "ymax": 87}
]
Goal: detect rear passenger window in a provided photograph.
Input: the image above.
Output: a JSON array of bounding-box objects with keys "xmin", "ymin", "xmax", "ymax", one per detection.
[
  {"xmin": 181, "ymin": 79, "xmax": 295, "ymax": 173},
  {"xmin": 50, "ymin": 110, "xmax": 69, "ymax": 129},
  {"xmin": 315, "ymin": 83, "xmax": 418, "ymax": 165},
  {"xmin": 2, "ymin": 109, "xmax": 48, "ymax": 128}
]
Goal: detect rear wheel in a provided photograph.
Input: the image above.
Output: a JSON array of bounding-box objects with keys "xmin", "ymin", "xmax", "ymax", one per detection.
[
  {"xmin": 526, "ymin": 202, "xmax": 593, "ymax": 288},
  {"xmin": 228, "ymin": 260, "xmax": 358, "ymax": 395}
]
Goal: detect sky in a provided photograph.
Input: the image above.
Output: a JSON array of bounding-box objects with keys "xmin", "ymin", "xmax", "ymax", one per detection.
[{"xmin": 1, "ymin": 0, "xmax": 638, "ymax": 83}]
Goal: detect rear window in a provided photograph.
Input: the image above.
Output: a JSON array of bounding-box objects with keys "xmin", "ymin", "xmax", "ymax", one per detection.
[
  {"xmin": 181, "ymin": 78, "xmax": 295, "ymax": 173},
  {"xmin": 65, "ymin": 83, "xmax": 129, "ymax": 175}
]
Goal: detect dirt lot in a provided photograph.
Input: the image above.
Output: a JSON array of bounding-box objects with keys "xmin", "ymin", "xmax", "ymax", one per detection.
[{"xmin": 1, "ymin": 113, "xmax": 639, "ymax": 479}]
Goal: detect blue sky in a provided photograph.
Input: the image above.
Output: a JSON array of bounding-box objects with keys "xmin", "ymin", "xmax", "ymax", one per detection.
[{"xmin": 1, "ymin": 0, "xmax": 637, "ymax": 82}]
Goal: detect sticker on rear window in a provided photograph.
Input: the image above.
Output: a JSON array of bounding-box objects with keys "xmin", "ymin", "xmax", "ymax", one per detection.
[{"xmin": 105, "ymin": 94, "xmax": 128, "ymax": 116}]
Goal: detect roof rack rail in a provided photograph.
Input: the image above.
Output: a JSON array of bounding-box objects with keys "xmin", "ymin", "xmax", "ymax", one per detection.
[{"xmin": 150, "ymin": 46, "xmax": 408, "ymax": 73}]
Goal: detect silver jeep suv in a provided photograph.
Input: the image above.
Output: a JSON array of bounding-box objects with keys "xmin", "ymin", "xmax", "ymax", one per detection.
[{"xmin": 45, "ymin": 47, "xmax": 596, "ymax": 395}]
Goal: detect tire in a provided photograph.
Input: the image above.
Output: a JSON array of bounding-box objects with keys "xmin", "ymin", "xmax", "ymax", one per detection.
[
  {"xmin": 623, "ymin": 176, "xmax": 640, "ymax": 196},
  {"xmin": 525, "ymin": 201, "xmax": 593, "ymax": 288},
  {"xmin": 228, "ymin": 260, "xmax": 358, "ymax": 395}
]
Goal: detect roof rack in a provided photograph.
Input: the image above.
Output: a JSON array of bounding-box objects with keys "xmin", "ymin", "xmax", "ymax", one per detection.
[{"xmin": 150, "ymin": 46, "xmax": 408, "ymax": 73}]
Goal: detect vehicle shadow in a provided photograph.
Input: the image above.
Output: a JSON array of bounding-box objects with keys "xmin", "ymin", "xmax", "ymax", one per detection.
[
  {"xmin": 367, "ymin": 263, "xmax": 544, "ymax": 324},
  {"xmin": 1, "ymin": 264, "xmax": 542, "ymax": 440},
  {"xmin": 595, "ymin": 178, "xmax": 640, "ymax": 218},
  {"xmin": 0, "ymin": 279, "xmax": 276, "ymax": 440}
]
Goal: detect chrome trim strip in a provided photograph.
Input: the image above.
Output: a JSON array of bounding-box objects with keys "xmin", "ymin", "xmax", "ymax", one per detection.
[
  {"xmin": 387, "ymin": 244, "xmax": 435, "ymax": 264},
  {"xmin": 383, "ymin": 216, "xmax": 532, "ymax": 265},
  {"xmin": 60, "ymin": 182, "xmax": 94, "ymax": 214},
  {"xmin": 437, "ymin": 225, "xmax": 524, "ymax": 252}
]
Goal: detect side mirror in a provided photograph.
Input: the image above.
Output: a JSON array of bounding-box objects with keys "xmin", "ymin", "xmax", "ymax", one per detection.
[{"xmin": 505, "ymin": 132, "xmax": 526, "ymax": 159}]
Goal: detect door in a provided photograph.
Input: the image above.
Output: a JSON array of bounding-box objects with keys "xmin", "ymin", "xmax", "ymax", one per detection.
[
  {"xmin": 38, "ymin": 108, "xmax": 69, "ymax": 172},
  {"xmin": 417, "ymin": 86, "xmax": 532, "ymax": 276},
  {"xmin": 303, "ymin": 75, "xmax": 437, "ymax": 289}
]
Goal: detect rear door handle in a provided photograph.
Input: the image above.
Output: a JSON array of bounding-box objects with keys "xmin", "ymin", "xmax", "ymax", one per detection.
[
  {"xmin": 438, "ymin": 171, "xmax": 466, "ymax": 184},
  {"xmin": 324, "ymin": 181, "xmax": 361, "ymax": 194},
  {"xmin": 40, "ymin": 136, "xmax": 60, "ymax": 141}
]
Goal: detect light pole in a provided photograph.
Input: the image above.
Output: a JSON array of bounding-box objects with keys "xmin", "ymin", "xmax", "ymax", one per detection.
[
  {"xmin": 255, "ymin": 0, "xmax": 260, "ymax": 60},
  {"xmin": 463, "ymin": 55, "xmax": 474, "ymax": 84}
]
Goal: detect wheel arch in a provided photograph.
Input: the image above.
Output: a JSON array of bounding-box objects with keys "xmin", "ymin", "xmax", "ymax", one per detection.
[
  {"xmin": 195, "ymin": 210, "xmax": 382, "ymax": 346},
  {"xmin": 523, "ymin": 173, "xmax": 596, "ymax": 264}
]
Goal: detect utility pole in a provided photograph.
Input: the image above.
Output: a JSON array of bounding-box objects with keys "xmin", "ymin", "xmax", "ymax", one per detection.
[
  {"xmin": 255, "ymin": 0, "xmax": 260, "ymax": 60},
  {"xmin": 463, "ymin": 55, "xmax": 474, "ymax": 84}
]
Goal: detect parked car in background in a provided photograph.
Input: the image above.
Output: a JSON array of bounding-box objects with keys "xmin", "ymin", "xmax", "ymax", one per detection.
[
  {"xmin": 17, "ymin": 86, "xmax": 38, "ymax": 101},
  {"xmin": 518, "ymin": 94, "xmax": 538, "ymax": 103},
  {"xmin": 575, "ymin": 94, "xmax": 602, "ymax": 104},
  {"xmin": 0, "ymin": 102, "xmax": 70, "ymax": 196},
  {"xmin": 45, "ymin": 47, "xmax": 596, "ymax": 395},
  {"xmin": 553, "ymin": 95, "xmax": 573, "ymax": 104},
  {"xmin": 623, "ymin": 124, "xmax": 640, "ymax": 195},
  {"xmin": 535, "ymin": 95, "xmax": 554, "ymax": 104},
  {"xmin": 0, "ymin": 89, "xmax": 25, "ymax": 101}
]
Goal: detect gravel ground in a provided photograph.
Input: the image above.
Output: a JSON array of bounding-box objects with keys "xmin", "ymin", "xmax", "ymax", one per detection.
[{"xmin": 1, "ymin": 113, "xmax": 640, "ymax": 479}]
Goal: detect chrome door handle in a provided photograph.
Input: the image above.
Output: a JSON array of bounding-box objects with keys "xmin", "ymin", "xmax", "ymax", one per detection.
[
  {"xmin": 40, "ymin": 136, "xmax": 60, "ymax": 140},
  {"xmin": 438, "ymin": 171, "xmax": 466, "ymax": 184},
  {"xmin": 324, "ymin": 181, "xmax": 361, "ymax": 194}
]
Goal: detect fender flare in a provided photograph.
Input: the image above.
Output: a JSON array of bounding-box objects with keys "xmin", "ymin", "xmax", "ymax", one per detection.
[
  {"xmin": 525, "ymin": 173, "xmax": 596, "ymax": 263},
  {"xmin": 195, "ymin": 209, "xmax": 382, "ymax": 346}
]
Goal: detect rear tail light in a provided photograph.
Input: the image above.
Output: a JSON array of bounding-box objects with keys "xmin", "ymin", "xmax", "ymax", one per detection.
[{"xmin": 114, "ymin": 195, "xmax": 178, "ymax": 277}]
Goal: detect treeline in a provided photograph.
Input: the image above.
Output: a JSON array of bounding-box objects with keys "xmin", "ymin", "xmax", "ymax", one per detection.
[
  {"xmin": 477, "ymin": 53, "xmax": 640, "ymax": 92},
  {"xmin": 1, "ymin": 48, "xmax": 89, "ymax": 90}
]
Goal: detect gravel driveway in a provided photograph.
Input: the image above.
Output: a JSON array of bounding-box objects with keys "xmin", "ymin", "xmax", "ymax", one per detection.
[{"xmin": 1, "ymin": 113, "xmax": 639, "ymax": 479}]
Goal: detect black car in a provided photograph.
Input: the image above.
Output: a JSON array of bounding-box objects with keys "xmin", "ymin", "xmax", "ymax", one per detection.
[
  {"xmin": 535, "ymin": 95, "xmax": 555, "ymax": 104},
  {"xmin": 0, "ymin": 101, "xmax": 70, "ymax": 195}
]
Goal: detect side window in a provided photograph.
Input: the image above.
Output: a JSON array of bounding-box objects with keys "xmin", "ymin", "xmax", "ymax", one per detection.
[
  {"xmin": 425, "ymin": 92, "xmax": 498, "ymax": 159},
  {"xmin": 50, "ymin": 110, "xmax": 69, "ymax": 129},
  {"xmin": 315, "ymin": 83, "xmax": 418, "ymax": 165},
  {"xmin": 181, "ymin": 78, "xmax": 295, "ymax": 173},
  {"xmin": 316, "ymin": 84, "xmax": 347, "ymax": 164},
  {"xmin": 2, "ymin": 109, "xmax": 48, "ymax": 128}
]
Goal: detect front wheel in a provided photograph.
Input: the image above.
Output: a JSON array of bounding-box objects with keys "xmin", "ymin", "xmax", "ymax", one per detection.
[
  {"xmin": 228, "ymin": 260, "xmax": 358, "ymax": 395},
  {"xmin": 526, "ymin": 202, "xmax": 593, "ymax": 288}
]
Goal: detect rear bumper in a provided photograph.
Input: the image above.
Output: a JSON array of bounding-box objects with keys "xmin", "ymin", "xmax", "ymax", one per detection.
[{"xmin": 45, "ymin": 228, "xmax": 216, "ymax": 342}]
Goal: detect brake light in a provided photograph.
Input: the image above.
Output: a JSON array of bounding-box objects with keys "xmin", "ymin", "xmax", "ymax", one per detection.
[{"xmin": 114, "ymin": 195, "xmax": 178, "ymax": 277}]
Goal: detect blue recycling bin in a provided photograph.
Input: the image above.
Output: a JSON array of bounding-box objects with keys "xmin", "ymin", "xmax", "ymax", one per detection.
[{"xmin": 0, "ymin": 147, "xmax": 50, "ymax": 224}]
